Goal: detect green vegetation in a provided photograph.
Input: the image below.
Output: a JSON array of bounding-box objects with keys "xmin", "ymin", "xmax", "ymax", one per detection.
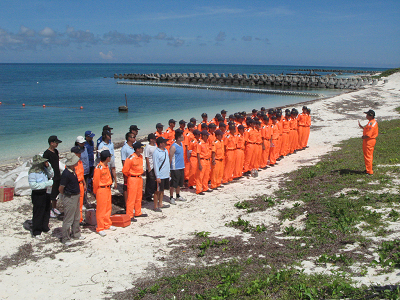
[
  {"xmin": 372, "ymin": 67, "xmax": 400, "ymax": 78},
  {"xmin": 114, "ymin": 115, "xmax": 400, "ymax": 300}
]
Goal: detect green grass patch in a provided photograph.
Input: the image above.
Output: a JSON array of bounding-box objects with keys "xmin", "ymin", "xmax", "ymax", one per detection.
[{"xmin": 372, "ymin": 67, "xmax": 400, "ymax": 79}]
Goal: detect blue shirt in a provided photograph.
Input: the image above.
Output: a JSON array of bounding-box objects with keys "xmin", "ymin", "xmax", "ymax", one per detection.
[
  {"xmin": 121, "ymin": 143, "xmax": 135, "ymax": 161},
  {"xmin": 84, "ymin": 140, "xmax": 95, "ymax": 167},
  {"xmin": 170, "ymin": 142, "xmax": 185, "ymax": 170},
  {"xmin": 28, "ymin": 166, "xmax": 54, "ymax": 190},
  {"xmin": 153, "ymin": 147, "xmax": 170, "ymax": 179},
  {"xmin": 98, "ymin": 141, "xmax": 115, "ymax": 160},
  {"xmin": 80, "ymin": 146, "xmax": 90, "ymax": 175}
]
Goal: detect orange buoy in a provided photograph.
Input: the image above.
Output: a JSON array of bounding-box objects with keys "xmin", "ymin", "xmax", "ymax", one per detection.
[
  {"xmin": 43, "ymin": 105, "xmax": 46, "ymax": 108},
  {"xmin": 22, "ymin": 103, "xmax": 25, "ymax": 107},
  {"xmin": 80, "ymin": 106, "xmax": 83, "ymax": 109}
]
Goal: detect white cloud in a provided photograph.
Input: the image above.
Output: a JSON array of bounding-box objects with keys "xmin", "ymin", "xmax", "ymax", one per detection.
[
  {"xmin": 99, "ymin": 51, "xmax": 114, "ymax": 60},
  {"xmin": 39, "ymin": 27, "xmax": 56, "ymax": 37}
]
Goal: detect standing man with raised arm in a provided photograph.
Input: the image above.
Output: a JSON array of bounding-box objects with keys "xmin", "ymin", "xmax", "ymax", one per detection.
[{"xmin": 358, "ymin": 110, "xmax": 379, "ymax": 175}]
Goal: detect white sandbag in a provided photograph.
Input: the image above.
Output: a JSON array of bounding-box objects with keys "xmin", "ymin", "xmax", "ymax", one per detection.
[
  {"xmin": 14, "ymin": 170, "xmax": 31, "ymax": 196},
  {"xmin": 0, "ymin": 162, "xmax": 29, "ymax": 186}
]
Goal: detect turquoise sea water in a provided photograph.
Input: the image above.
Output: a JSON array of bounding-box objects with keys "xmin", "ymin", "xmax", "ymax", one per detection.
[{"xmin": 0, "ymin": 63, "xmax": 383, "ymax": 164}]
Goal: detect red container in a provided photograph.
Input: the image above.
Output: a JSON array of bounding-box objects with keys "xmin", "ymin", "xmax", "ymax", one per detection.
[
  {"xmin": 0, "ymin": 186, "xmax": 14, "ymax": 202},
  {"xmin": 110, "ymin": 214, "xmax": 131, "ymax": 227}
]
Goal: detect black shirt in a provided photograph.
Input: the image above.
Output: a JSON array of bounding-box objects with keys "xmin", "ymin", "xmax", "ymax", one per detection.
[
  {"xmin": 43, "ymin": 149, "xmax": 60, "ymax": 180},
  {"xmin": 60, "ymin": 168, "xmax": 80, "ymax": 195}
]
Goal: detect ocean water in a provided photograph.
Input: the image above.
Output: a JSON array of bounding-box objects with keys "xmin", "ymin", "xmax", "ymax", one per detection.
[{"xmin": 0, "ymin": 63, "xmax": 382, "ymax": 164}]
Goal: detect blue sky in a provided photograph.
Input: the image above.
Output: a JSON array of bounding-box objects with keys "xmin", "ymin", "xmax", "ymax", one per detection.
[{"xmin": 0, "ymin": 0, "xmax": 399, "ymax": 67}]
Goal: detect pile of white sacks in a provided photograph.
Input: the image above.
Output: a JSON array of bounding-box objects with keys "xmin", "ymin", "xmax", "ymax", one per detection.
[{"xmin": 0, "ymin": 157, "xmax": 65, "ymax": 196}]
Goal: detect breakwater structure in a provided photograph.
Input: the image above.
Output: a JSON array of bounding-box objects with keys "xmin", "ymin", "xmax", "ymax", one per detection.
[{"xmin": 114, "ymin": 72, "xmax": 380, "ymax": 90}]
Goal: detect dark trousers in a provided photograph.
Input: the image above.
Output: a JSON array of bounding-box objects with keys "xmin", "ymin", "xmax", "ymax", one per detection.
[
  {"xmin": 85, "ymin": 166, "xmax": 95, "ymax": 193},
  {"xmin": 144, "ymin": 169, "xmax": 157, "ymax": 200},
  {"xmin": 31, "ymin": 189, "xmax": 51, "ymax": 236}
]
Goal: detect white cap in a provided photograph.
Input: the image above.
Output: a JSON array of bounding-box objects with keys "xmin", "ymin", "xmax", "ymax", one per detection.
[
  {"xmin": 76, "ymin": 136, "xmax": 85, "ymax": 143},
  {"xmin": 97, "ymin": 146, "xmax": 109, "ymax": 153}
]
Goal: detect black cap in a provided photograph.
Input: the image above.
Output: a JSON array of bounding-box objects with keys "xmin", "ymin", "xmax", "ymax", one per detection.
[
  {"xmin": 271, "ymin": 116, "xmax": 277, "ymax": 120},
  {"xmin": 193, "ymin": 129, "xmax": 201, "ymax": 135},
  {"xmin": 103, "ymin": 130, "xmax": 113, "ymax": 136},
  {"xmin": 100, "ymin": 150, "xmax": 112, "ymax": 160},
  {"xmin": 71, "ymin": 146, "xmax": 84, "ymax": 154},
  {"xmin": 133, "ymin": 142, "xmax": 144, "ymax": 149},
  {"xmin": 187, "ymin": 122, "xmax": 195, "ymax": 128},
  {"xmin": 156, "ymin": 123, "xmax": 164, "ymax": 128},
  {"xmin": 201, "ymin": 123, "xmax": 208, "ymax": 129},
  {"xmin": 201, "ymin": 113, "xmax": 207, "ymax": 117},
  {"xmin": 364, "ymin": 109, "xmax": 375, "ymax": 117},
  {"xmin": 219, "ymin": 122, "xmax": 226, "ymax": 128},
  {"xmin": 148, "ymin": 133, "xmax": 156, "ymax": 141},
  {"xmin": 221, "ymin": 109, "xmax": 227, "ymax": 114},
  {"xmin": 302, "ymin": 106, "xmax": 307, "ymax": 110},
  {"xmin": 48, "ymin": 135, "xmax": 62, "ymax": 144},
  {"xmin": 276, "ymin": 113, "xmax": 282, "ymax": 117},
  {"xmin": 263, "ymin": 115, "xmax": 269, "ymax": 120},
  {"xmin": 179, "ymin": 119, "xmax": 186, "ymax": 125},
  {"xmin": 208, "ymin": 123, "xmax": 217, "ymax": 128},
  {"xmin": 229, "ymin": 114, "xmax": 235, "ymax": 119},
  {"xmin": 268, "ymin": 108, "xmax": 274, "ymax": 114},
  {"xmin": 129, "ymin": 125, "xmax": 140, "ymax": 131},
  {"xmin": 261, "ymin": 107, "xmax": 266, "ymax": 111},
  {"xmin": 156, "ymin": 136, "xmax": 168, "ymax": 145},
  {"xmin": 103, "ymin": 125, "xmax": 113, "ymax": 131},
  {"xmin": 215, "ymin": 130, "xmax": 223, "ymax": 135},
  {"xmin": 201, "ymin": 130, "xmax": 210, "ymax": 136},
  {"xmin": 238, "ymin": 125, "xmax": 245, "ymax": 130},
  {"xmin": 252, "ymin": 109, "xmax": 258, "ymax": 113},
  {"xmin": 168, "ymin": 119, "xmax": 176, "ymax": 124},
  {"xmin": 190, "ymin": 117, "xmax": 197, "ymax": 123}
]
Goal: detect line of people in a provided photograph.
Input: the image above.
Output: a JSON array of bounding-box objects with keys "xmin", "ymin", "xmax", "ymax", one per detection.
[{"xmin": 28, "ymin": 106, "xmax": 311, "ymax": 244}]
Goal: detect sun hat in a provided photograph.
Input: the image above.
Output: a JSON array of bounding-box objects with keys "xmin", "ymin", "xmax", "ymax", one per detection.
[
  {"xmin": 32, "ymin": 155, "xmax": 48, "ymax": 165},
  {"xmin": 76, "ymin": 136, "xmax": 85, "ymax": 144},
  {"xmin": 65, "ymin": 152, "xmax": 80, "ymax": 166}
]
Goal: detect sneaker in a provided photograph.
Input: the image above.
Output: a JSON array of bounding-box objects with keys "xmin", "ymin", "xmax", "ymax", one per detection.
[
  {"xmin": 161, "ymin": 204, "xmax": 170, "ymax": 209},
  {"xmin": 98, "ymin": 231, "xmax": 107, "ymax": 237},
  {"xmin": 170, "ymin": 198, "xmax": 176, "ymax": 205},
  {"xmin": 177, "ymin": 196, "xmax": 186, "ymax": 202},
  {"xmin": 154, "ymin": 208, "xmax": 162, "ymax": 212},
  {"xmin": 50, "ymin": 210, "xmax": 57, "ymax": 218},
  {"xmin": 52, "ymin": 208, "xmax": 61, "ymax": 215},
  {"xmin": 109, "ymin": 226, "xmax": 117, "ymax": 231},
  {"xmin": 131, "ymin": 218, "xmax": 138, "ymax": 222},
  {"xmin": 136, "ymin": 214, "xmax": 148, "ymax": 217},
  {"xmin": 73, "ymin": 236, "xmax": 86, "ymax": 240},
  {"xmin": 34, "ymin": 234, "xmax": 43, "ymax": 240},
  {"xmin": 64, "ymin": 241, "xmax": 73, "ymax": 246}
]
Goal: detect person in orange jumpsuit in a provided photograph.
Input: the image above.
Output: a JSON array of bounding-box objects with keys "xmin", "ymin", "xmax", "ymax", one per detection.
[
  {"xmin": 122, "ymin": 142, "xmax": 147, "ymax": 220},
  {"xmin": 196, "ymin": 130, "xmax": 213, "ymax": 194},
  {"xmin": 210, "ymin": 113, "xmax": 221, "ymax": 126},
  {"xmin": 297, "ymin": 106, "xmax": 307, "ymax": 149},
  {"xmin": 281, "ymin": 110, "xmax": 291, "ymax": 156},
  {"xmin": 244, "ymin": 119, "xmax": 258, "ymax": 174},
  {"xmin": 261, "ymin": 116, "xmax": 271, "ymax": 168},
  {"xmin": 218, "ymin": 122, "xmax": 227, "ymax": 136},
  {"xmin": 178, "ymin": 120, "xmax": 186, "ymax": 131},
  {"xmin": 163, "ymin": 119, "xmax": 176, "ymax": 151},
  {"xmin": 70, "ymin": 146, "xmax": 87, "ymax": 223},
  {"xmin": 251, "ymin": 109, "xmax": 258, "ymax": 119},
  {"xmin": 93, "ymin": 149, "xmax": 116, "ymax": 236},
  {"xmin": 269, "ymin": 117, "xmax": 280, "ymax": 166},
  {"xmin": 223, "ymin": 125, "xmax": 237, "ymax": 183},
  {"xmin": 221, "ymin": 109, "xmax": 228, "ymax": 124},
  {"xmin": 358, "ymin": 110, "xmax": 379, "ymax": 175},
  {"xmin": 211, "ymin": 130, "xmax": 225, "ymax": 189},
  {"xmin": 253, "ymin": 121, "xmax": 262, "ymax": 170},
  {"xmin": 197, "ymin": 113, "xmax": 209, "ymax": 131},
  {"xmin": 183, "ymin": 122, "xmax": 195, "ymax": 181},
  {"xmin": 303, "ymin": 108, "xmax": 311, "ymax": 148},
  {"xmin": 289, "ymin": 109, "xmax": 298, "ymax": 154},
  {"xmin": 189, "ymin": 117, "xmax": 197, "ymax": 128},
  {"xmin": 234, "ymin": 125, "xmax": 246, "ymax": 178},
  {"xmin": 188, "ymin": 130, "xmax": 201, "ymax": 188},
  {"xmin": 274, "ymin": 112, "xmax": 283, "ymax": 161},
  {"xmin": 155, "ymin": 123, "xmax": 164, "ymax": 138},
  {"xmin": 207, "ymin": 123, "xmax": 217, "ymax": 146}
]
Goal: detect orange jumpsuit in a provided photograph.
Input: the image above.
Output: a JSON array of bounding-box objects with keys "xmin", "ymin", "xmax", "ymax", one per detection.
[
  {"xmin": 197, "ymin": 121, "xmax": 209, "ymax": 131},
  {"xmin": 289, "ymin": 117, "xmax": 296, "ymax": 154},
  {"xmin": 75, "ymin": 160, "xmax": 85, "ymax": 222},
  {"xmin": 297, "ymin": 113, "xmax": 306, "ymax": 149},
  {"xmin": 363, "ymin": 119, "xmax": 379, "ymax": 174},
  {"xmin": 244, "ymin": 127, "xmax": 257, "ymax": 172},
  {"xmin": 122, "ymin": 152, "xmax": 143, "ymax": 218},
  {"xmin": 261, "ymin": 124, "xmax": 271, "ymax": 168},
  {"xmin": 188, "ymin": 139, "xmax": 199, "ymax": 187},
  {"xmin": 275, "ymin": 120, "xmax": 283, "ymax": 160},
  {"xmin": 196, "ymin": 139, "xmax": 213, "ymax": 194},
  {"xmin": 211, "ymin": 139, "xmax": 224, "ymax": 188},
  {"xmin": 281, "ymin": 118, "xmax": 290, "ymax": 156},
  {"xmin": 254, "ymin": 128, "xmax": 262, "ymax": 169},
  {"xmin": 269, "ymin": 124, "xmax": 280, "ymax": 165},
  {"xmin": 234, "ymin": 133, "xmax": 245, "ymax": 178},
  {"xmin": 304, "ymin": 114, "xmax": 311, "ymax": 147},
  {"xmin": 223, "ymin": 133, "xmax": 237, "ymax": 183},
  {"xmin": 93, "ymin": 161, "xmax": 113, "ymax": 232},
  {"xmin": 155, "ymin": 131, "xmax": 163, "ymax": 138},
  {"xmin": 163, "ymin": 127, "xmax": 175, "ymax": 151},
  {"xmin": 183, "ymin": 131, "xmax": 194, "ymax": 180}
]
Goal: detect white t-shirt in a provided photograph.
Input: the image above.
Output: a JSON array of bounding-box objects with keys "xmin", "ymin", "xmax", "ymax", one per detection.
[{"xmin": 144, "ymin": 144, "xmax": 157, "ymax": 171}]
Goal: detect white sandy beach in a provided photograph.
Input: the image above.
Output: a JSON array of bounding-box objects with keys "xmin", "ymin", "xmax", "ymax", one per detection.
[{"xmin": 0, "ymin": 73, "xmax": 399, "ymax": 299}]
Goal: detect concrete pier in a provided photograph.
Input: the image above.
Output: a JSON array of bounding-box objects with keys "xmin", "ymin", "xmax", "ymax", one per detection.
[{"xmin": 117, "ymin": 81, "xmax": 324, "ymax": 97}]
